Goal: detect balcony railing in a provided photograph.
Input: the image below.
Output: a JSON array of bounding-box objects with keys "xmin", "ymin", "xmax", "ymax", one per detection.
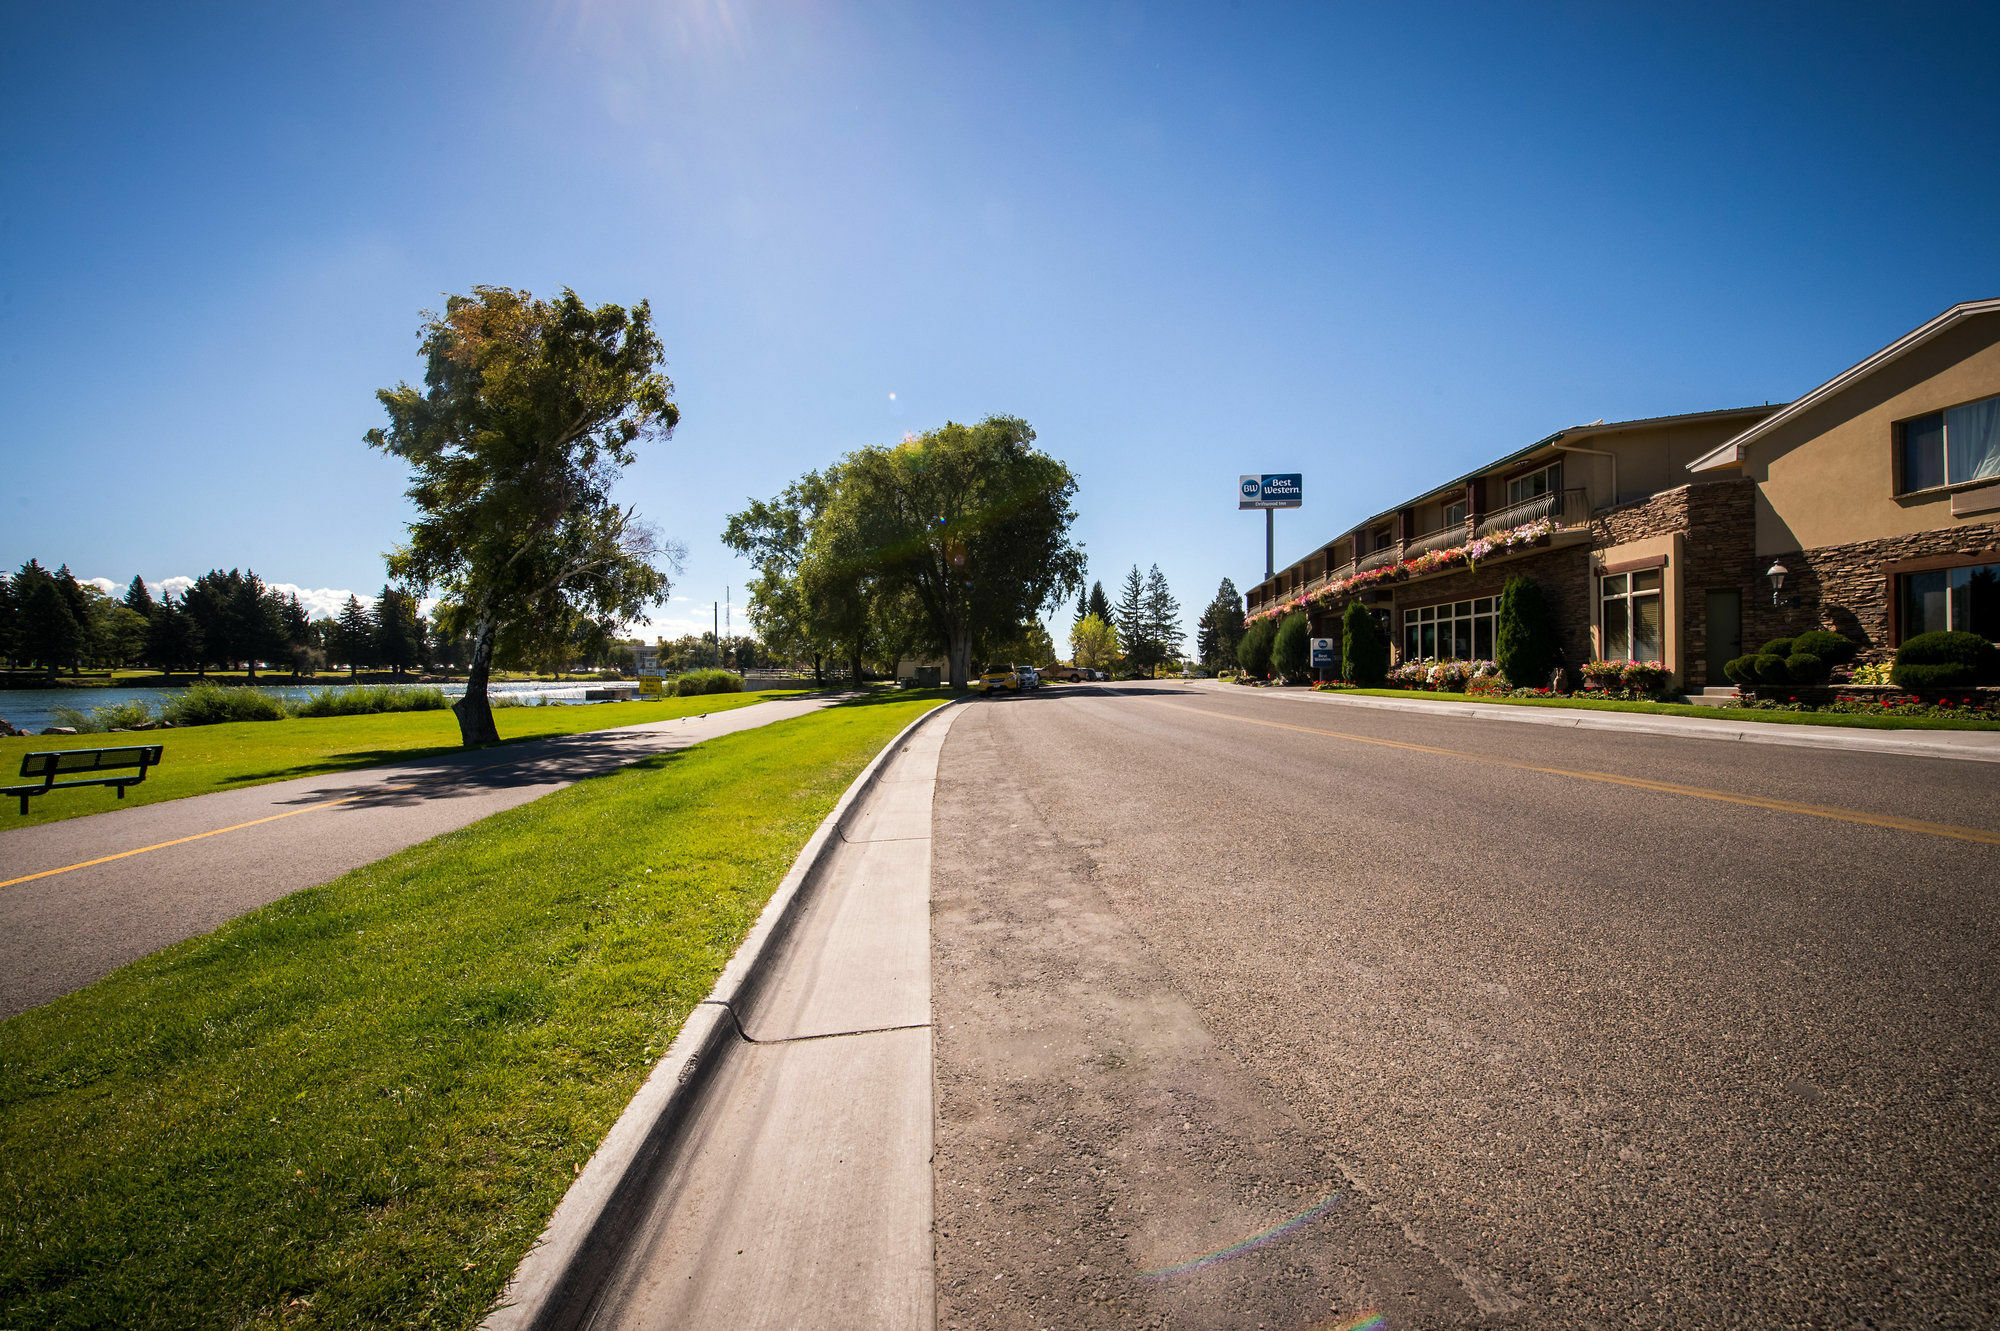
[
  {"xmin": 1355, "ymin": 545, "xmax": 1400, "ymax": 572},
  {"xmin": 1404, "ymin": 524, "xmax": 1469, "ymax": 558},
  {"xmin": 1475, "ymin": 487, "xmax": 1590, "ymax": 538}
]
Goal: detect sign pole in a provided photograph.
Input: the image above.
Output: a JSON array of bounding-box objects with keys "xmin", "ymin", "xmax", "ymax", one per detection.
[{"xmin": 1265, "ymin": 508, "xmax": 1274, "ymax": 580}]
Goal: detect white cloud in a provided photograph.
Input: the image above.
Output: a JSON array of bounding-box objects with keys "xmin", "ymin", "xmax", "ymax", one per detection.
[
  {"xmin": 262, "ymin": 583, "xmax": 364, "ymax": 620},
  {"xmin": 86, "ymin": 577, "xmax": 119, "ymax": 597},
  {"xmin": 156, "ymin": 575, "xmax": 194, "ymax": 599}
]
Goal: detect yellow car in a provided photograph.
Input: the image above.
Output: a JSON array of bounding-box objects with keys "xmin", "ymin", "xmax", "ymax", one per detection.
[{"xmin": 976, "ymin": 666, "xmax": 1019, "ymax": 693}]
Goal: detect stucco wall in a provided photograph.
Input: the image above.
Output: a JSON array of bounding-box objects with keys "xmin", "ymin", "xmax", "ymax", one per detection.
[{"xmin": 1748, "ymin": 312, "xmax": 2000, "ymax": 553}]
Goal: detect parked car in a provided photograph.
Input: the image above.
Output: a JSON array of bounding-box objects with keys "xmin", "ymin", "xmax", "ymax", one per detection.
[
  {"xmin": 1017, "ymin": 666, "xmax": 1041, "ymax": 690},
  {"xmin": 1041, "ymin": 664, "xmax": 1088, "ymax": 682},
  {"xmin": 976, "ymin": 666, "xmax": 1018, "ymax": 693}
]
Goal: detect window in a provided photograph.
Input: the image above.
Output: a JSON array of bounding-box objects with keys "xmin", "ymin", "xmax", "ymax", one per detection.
[
  {"xmin": 1901, "ymin": 563, "xmax": 2000, "ymax": 641},
  {"xmin": 1401, "ymin": 597, "xmax": 1498, "ymax": 661},
  {"xmin": 1600, "ymin": 569, "xmax": 1663, "ymax": 661},
  {"xmin": 1373, "ymin": 526, "xmax": 1396, "ymax": 552},
  {"xmin": 1507, "ymin": 462, "xmax": 1561, "ymax": 506},
  {"xmin": 1442, "ymin": 500, "xmax": 1468, "ymax": 528},
  {"xmin": 1899, "ymin": 393, "xmax": 2000, "ymax": 493}
]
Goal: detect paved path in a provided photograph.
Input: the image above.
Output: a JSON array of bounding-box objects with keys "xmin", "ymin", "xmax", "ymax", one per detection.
[
  {"xmin": 0, "ymin": 695, "xmax": 847, "ymax": 1020},
  {"xmin": 931, "ymin": 681, "xmax": 2000, "ymax": 1329}
]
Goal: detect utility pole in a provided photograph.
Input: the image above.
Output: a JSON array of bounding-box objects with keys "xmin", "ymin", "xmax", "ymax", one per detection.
[
  {"xmin": 713, "ymin": 601, "xmax": 719, "ymax": 668},
  {"xmin": 725, "ymin": 587, "xmax": 731, "ymax": 670}
]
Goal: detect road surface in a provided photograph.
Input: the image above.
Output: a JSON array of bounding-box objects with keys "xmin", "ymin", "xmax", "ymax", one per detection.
[{"xmin": 931, "ymin": 681, "xmax": 2000, "ymax": 1330}]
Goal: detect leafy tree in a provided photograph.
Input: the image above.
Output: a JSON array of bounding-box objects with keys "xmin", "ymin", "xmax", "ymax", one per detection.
[
  {"xmin": 1273, "ymin": 611, "xmax": 1311, "ymax": 681},
  {"xmin": 92, "ymin": 600, "xmax": 151, "ymax": 668},
  {"xmin": 1496, "ymin": 575, "xmax": 1556, "ymax": 688},
  {"xmin": 1237, "ymin": 616, "xmax": 1275, "ymax": 679},
  {"xmin": 336, "ymin": 595, "xmax": 375, "ymax": 677},
  {"xmin": 15, "ymin": 560, "xmax": 81, "ymax": 680},
  {"xmin": 1142, "ymin": 564, "xmax": 1183, "ymax": 664},
  {"xmin": 811, "ymin": 416, "xmax": 1083, "ymax": 689},
  {"xmin": 1341, "ymin": 601, "xmax": 1388, "ymax": 686},
  {"xmin": 983, "ymin": 619, "xmax": 1055, "ymax": 668},
  {"xmin": 1069, "ymin": 613, "xmax": 1118, "ymax": 671},
  {"xmin": 1197, "ymin": 578, "xmax": 1246, "ymax": 670},
  {"xmin": 723, "ymin": 470, "xmax": 840, "ymax": 683},
  {"xmin": 1087, "ymin": 580, "xmax": 1113, "ymax": 625},
  {"xmin": 367, "ymin": 286, "xmax": 680, "ymax": 744}
]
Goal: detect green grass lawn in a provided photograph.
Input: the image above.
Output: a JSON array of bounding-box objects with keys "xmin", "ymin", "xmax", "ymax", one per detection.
[
  {"xmin": 0, "ymin": 692, "xmax": 944, "ymax": 1330},
  {"xmin": 1313, "ymin": 687, "xmax": 2000, "ymax": 731},
  {"xmin": 0, "ymin": 691, "xmax": 812, "ymax": 829}
]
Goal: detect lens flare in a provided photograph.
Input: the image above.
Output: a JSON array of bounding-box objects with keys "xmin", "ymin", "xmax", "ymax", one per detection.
[{"xmin": 1138, "ymin": 1192, "xmax": 1345, "ymax": 1281}]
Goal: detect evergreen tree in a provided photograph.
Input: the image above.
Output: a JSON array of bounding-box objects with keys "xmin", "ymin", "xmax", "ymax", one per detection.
[
  {"xmin": 147, "ymin": 595, "xmax": 202, "ymax": 674},
  {"xmin": 1237, "ymin": 616, "xmax": 1275, "ymax": 678},
  {"xmin": 375, "ymin": 585, "xmax": 421, "ymax": 677},
  {"xmin": 337, "ymin": 595, "xmax": 375, "ymax": 677},
  {"xmin": 1197, "ymin": 577, "xmax": 1246, "ymax": 670},
  {"xmin": 1086, "ymin": 580, "xmax": 1112, "ymax": 624},
  {"xmin": 123, "ymin": 575, "xmax": 156, "ymax": 619},
  {"xmin": 0, "ymin": 571, "xmax": 16, "ymax": 667},
  {"xmin": 1341, "ymin": 601, "xmax": 1388, "ymax": 686},
  {"xmin": 1113, "ymin": 565, "xmax": 1148, "ymax": 675},
  {"xmin": 282, "ymin": 593, "xmax": 312, "ymax": 677},
  {"xmin": 1273, "ymin": 610, "xmax": 1310, "ymax": 681},
  {"xmin": 53, "ymin": 565, "xmax": 91, "ymax": 674},
  {"xmin": 1496, "ymin": 575, "xmax": 1556, "ymax": 688},
  {"xmin": 1073, "ymin": 583, "xmax": 1090, "ymax": 629},
  {"xmin": 15, "ymin": 560, "xmax": 82, "ymax": 680},
  {"xmin": 1142, "ymin": 564, "xmax": 1183, "ymax": 664}
]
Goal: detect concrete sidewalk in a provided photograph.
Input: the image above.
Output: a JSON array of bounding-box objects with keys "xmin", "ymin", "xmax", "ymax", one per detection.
[
  {"xmin": 1195, "ymin": 679, "xmax": 2000, "ymax": 763},
  {"xmin": 488, "ymin": 700, "xmax": 960, "ymax": 1331},
  {"xmin": 0, "ymin": 694, "xmax": 849, "ymax": 1019}
]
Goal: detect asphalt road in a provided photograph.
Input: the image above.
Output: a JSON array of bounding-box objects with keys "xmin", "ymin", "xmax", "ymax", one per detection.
[
  {"xmin": 931, "ymin": 682, "xmax": 2000, "ymax": 1330},
  {"xmin": 0, "ymin": 694, "xmax": 845, "ymax": 1020}
]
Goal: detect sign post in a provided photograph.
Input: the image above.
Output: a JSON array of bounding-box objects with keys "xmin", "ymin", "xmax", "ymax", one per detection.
[{"xmin": 1239, "ymin": 474, "xmax": 1303, "ymax": 580}]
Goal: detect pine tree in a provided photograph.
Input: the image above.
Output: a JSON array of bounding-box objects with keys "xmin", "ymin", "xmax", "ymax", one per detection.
[
  {"xmin": 1073, "ymin": 583, "xmax": 1089, "ymax": 628},
  {"xmin": 1197, "ymin": 577, "xmax": 1245, "ymax": 669},
  {"xmin": 53, "ymin": 564, "xmax": 90, "ymax": 674},
  {"xmin": 337, "ymin": 595, "xmax": 374, "ymax": 677},
  {"xmin": 16, "ymin": 560, "xmax": 82, "ymax": 681},
  {"xmin": 1114, "ymin": 566, "xmax": 1147, "ymax": 675},
  {"xmin": 123, "ymin": 575, "xmax": 156, "ymax": 619},
  {"xmin": 1142, "ymin": 564, "xmax": 1182, "ymax": 665},
  {"xmin": 375, "ymin": 585, "xmax": 419, "ymax": 677},
  {"xmin": 1087, "ymin": 580, "xmax": 1112, "ymax": 625}
]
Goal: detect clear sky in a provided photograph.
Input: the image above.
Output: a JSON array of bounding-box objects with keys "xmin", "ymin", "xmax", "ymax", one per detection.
[{"xmin": 5, "ymin": 2, "xmax": 1998, "ymax": 647}]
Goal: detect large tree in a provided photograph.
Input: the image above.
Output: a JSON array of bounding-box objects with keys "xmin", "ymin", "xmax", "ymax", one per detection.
[
  {"xmin": 1196, "ymin": 577, "xmax": 1246, "ymax": 670},
  {"xmin": 724, "ymin": 470, "xmax": 845, "ymax": 683},
  {"xmin": 367, "ymin": 287, "xmax": 680, "ymax": 744},
  {"xmin": 807, "ymin": 417, "xmax": 1083, "ymax": 689},
  {"xmin": 14, "ymin": 560, "xmax": 81, "ymax": 680},
  {"xmin": 1142, "ymin": 564, "xmax": 1183, "ymax": 665},
  {"xmin": 1069, "ymin": 613, "xmax": 1118, "ymax": 671}
]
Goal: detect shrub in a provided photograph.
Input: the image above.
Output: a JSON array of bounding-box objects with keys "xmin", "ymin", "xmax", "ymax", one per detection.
[
  {"xmin": 1622, "ymin": 660, "xmax": 1672, "ymax": 695},
  {"xmin": 49, "ymin": 699, "xmax": 160, "ymax": 733},
  {"xmin": 1340, "ymin": 602, "xmax": 1388, "ymax": 686},
  {"xmin": 1849, "ymin": 660, "xmax": 1894, "ymax": 685},
  {"xmin": 669, "ymin": 668, "xmax": 744, "ymax": 697},
  {"xmin": 1758, "ymin": 638, "xmax": 1795, "ymax": 659},
  {"xmin": 1496, "ymin": 576, "xmax": 1556, "ymax": 690},
  {"xmin": 1237, "ymin": 618, "xmax": 1276, "ymax": 679},
  {"xmin": 1784, "ymin": 652, "xmax": 1828, "ymax": 684},
  {"xmin": 1751, "ymin": 653, "xmax": 1792, "ymax": 685},
  {"xmin": 1790, "ymin": 630, "xmax": 1855, "ymax": 665},
  {"xmin": 1892, "ymin": 631, "xmax": 2000, "ymax": 690},
  {"xmin": 1272, "ymin": 612, "xmax": 1311, "ymax": 681},
  {"xmin": 1722, "ymin": 656, "xmax": 1757, "ymax": 686},
  {"xmin": 292, "ymin": 685, "xmax": 449, "ymax": 717},
  {"xmin": 1579, "ymin": 660, "xmax": 1627, "ymax": 690},
  {"xmin": 159, "ymin": 682, "xmax": 290, "ymax": 727}
]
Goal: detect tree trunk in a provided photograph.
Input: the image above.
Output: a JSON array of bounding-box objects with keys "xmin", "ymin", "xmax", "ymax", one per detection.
[
  {"xmin": 948, "ymin": 627, "xmax": 972, "ymax": 690},
  {"xmin": 812, "ymin": 652, "xmax": 824, "ymax": 686},
  {"xmin": 453, "ymin": 616, "xmax": 503, "ymax": 746},
  {"xmin": 849, "ymin": 644, "xmax": 864, "ymax": 689}
]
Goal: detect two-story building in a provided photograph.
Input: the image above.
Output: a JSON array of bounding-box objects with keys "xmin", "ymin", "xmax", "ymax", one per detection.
[{"xmin": 1243, "ymin": 298, "xmax": 2000, "ymax": 688}]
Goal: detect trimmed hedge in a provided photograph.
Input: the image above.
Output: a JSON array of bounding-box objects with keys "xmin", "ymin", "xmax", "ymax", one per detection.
[
  {"xmin": 1892, "ymin": 631, "xmax": 2000, "ymax": 691},
  {"xmin": 1751, "ymin": 653, "xmax": 1792, "ymax": 685},
  {"xmin": 1273, "ymin": 612, "xmax": 1311, "ymax": 681},
  {"xmin": 1237, "ymin": 618, "xmax": 1276, "ymax": 678},
  {"xmin": 1785, "ymin": 652, "xmax": 1828, "ymax": 684},
  {"xmin": 1790, "ymin": 629, "xmax": 1855, "ymax": 665},
  {"xmin": 1759, "ymin": 638, "xmax": 1795, "ymax": 659},
  {"xmin": 668, "ymin": 668, "xmax": 745, "ymax": 697}
]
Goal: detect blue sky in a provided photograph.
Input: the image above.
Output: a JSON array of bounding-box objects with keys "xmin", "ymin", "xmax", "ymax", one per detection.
[{"xmin": 4, "ymin": 2, "xmax": 1997, "ymax": 645}]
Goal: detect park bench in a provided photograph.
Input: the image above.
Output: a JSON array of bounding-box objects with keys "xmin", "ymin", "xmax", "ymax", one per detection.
[{"xmin": 6, "ymin": 745, "xmax": 164, "ymax": 815}]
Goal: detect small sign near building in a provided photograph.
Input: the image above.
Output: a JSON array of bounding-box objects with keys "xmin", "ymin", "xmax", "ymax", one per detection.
[
  {"xmin": 1239, "ymin": 474, "xmax": 1303, "ymax": 509},
  {"xmin": 1310, "ymin": 637, "xmax": 1336, "ymax": 668}
]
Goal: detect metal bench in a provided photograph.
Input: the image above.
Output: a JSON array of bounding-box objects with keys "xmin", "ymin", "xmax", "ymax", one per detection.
[{"xmin": 6, "ymin": 745, "xmax": 164, "ymax": 814}]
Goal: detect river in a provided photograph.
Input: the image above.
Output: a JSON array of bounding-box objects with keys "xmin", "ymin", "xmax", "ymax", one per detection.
[{"xmin": 0, "ymin": 680, "xmax": 626, "ymax": 734}]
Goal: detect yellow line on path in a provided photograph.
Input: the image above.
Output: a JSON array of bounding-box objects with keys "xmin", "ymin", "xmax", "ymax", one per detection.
[
  {"xmin": 1161, "ymin": 701, "xmax": 2000, "ymax": 847},
  {"xmin": 0, "ymin": 790, "xmax": 397, "ymax": 890}
]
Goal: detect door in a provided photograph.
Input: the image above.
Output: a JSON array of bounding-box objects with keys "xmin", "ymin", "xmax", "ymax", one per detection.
[{"xmin": 1704, "ymin": 590, "xmax": 1742, "ymax": 687}]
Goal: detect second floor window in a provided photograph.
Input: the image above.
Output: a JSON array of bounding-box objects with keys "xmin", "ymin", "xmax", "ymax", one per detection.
[
  {"xmin": 1443, "ymin": 500, "xmax": 1468, "ymax": 528},
  {"xmin": 1900, "ymin": 393, "xmax": 2000, "ymax": 493},
  {"xmin": 1507, "ymin": 462, "xmax": 1561, "ymax": 506}
]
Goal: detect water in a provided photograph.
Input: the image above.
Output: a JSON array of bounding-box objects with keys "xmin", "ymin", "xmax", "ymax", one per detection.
[{"xmin": 0, "ymin": 680, "xmax": 624, "ymax": 734}]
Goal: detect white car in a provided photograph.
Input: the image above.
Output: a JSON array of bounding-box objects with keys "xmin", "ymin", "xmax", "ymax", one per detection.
[{"xmin": 1016, "ymin": 666, "xmax": 1041, "ymax": 690}]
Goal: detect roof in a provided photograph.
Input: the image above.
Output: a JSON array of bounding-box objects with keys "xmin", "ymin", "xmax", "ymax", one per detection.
[
  {"xmin": 1688, "ymin": 298, "xmax": 2000, "ymax": 473},
  {"xmin": 1267, "ymin": 404, "xmax": 1781, "ymax": 585}
]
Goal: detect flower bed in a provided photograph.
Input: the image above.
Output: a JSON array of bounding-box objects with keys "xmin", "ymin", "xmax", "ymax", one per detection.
[
  {"xmin": 1245, "ymin": 518, "xmax": 1558, "ymax": 626},
  {"xmin": 1383, "ymin": 658, "xmax": 1503, "ymax": 691}
]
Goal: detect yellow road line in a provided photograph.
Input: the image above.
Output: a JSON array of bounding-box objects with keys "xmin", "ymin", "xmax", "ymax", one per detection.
[
  {"xmin": 1161, "ymin": 701, "xmax": 2000, "ymax": 847},
  {"xmin": 0, "ymin": 790, "xmax": 399, "ymax": 890}
]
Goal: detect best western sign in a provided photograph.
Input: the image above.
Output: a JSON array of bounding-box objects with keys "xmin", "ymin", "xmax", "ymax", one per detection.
[{"xmin": 1238, "ymin": 474, "xmax": 1303, "ymax": 509}]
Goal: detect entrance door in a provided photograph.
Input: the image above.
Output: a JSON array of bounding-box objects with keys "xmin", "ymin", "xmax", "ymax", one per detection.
[{"xmin": 1704, "ymin": 590, "xmax": 1742, "ymax": 687}]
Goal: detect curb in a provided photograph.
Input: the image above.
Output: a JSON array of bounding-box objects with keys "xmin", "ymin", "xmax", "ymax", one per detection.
[
  {"xmin": 481, "ymin": 698, "xmax": 961, "ymax": 1331},
  {"xmin": 1199, "ymin": 681, "xmax": 2000, "ymax": 764}
]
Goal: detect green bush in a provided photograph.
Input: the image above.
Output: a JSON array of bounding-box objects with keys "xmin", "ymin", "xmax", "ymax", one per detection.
[
  {"xmin": 1722, "ymin": 656, "xmax": 1757, "ymax": 686},
  {"xmin": 1758, "ymin": 638, "xmax": 1795, "ymax": 659},
  {"xmin": 159, "ymin": 682, "xmax": 291, "ymax": 727},
  {"xmin": 1785, "ymin": 652, "xmax": 1828, "ymax": 684},
  {"xmin": 48, "ymin": 699, "xmax": 160, "ymax": 733},
  {"xmin": 1789, "ymin": 630, "xmax": 1855, "ymax": 665},
  {"xmin": 1237, "ymin": 618, "xmax": 1276, "ymax": 678},
  {"xmin": 1892, "ymin": 631, "xmax": 2000, "ymax": 690},
  {"xmin": 1496, "ymin": 576, "xmax": 1556, "ymax": 690},
  {"xmin": 1751, "ymin": 653, "xmax": 1792, "ymax": 685},
  {"xmin": 1272, "ymin": 612, "xmax": 1311, "ymax": 682},
  {"xmin": 669, "ymin": 668, "xmax": 744, "ymax": 697},
  {"xmin": 292, "ymin": 685, "xmax": 449, "ymax": 717},
  {"xmin": 1341, "ymin": 601, "xmax": 1388, "ymax": 687}
]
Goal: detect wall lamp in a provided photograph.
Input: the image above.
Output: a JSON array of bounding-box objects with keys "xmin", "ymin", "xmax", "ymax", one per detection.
[{"xmin": 1765, "ymin": 560, "xmax": 1794, "ymax": 607}]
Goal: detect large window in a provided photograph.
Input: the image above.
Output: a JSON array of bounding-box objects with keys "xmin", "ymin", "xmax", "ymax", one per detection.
[
  {"xmin": 1442, "ymin": 500, "xmax": 1468, "ymax": 528},
  {"xmin": 1600, "ymin": 569, "xmax": 1663, "ymax": 661},
  {"xmin": 1899, "ymin": 393, "xmax": 2000, "ymax": 493},
  {"xmin": 1507, "ymin": 462, "xmax": 1561, "ymax": 506},
  {"xmin": 1901, "ymin": 563, "xmax": 2000, "ymax": 641},
  {"xmin": 1402, "ymin": 596, "xmax": 1497, "ymax": 661}
]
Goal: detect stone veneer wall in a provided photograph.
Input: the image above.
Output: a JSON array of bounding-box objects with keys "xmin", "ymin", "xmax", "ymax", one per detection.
[{"xmin": 1743, "ymin": 518, "xmax": 2000, "ymax": 663}]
